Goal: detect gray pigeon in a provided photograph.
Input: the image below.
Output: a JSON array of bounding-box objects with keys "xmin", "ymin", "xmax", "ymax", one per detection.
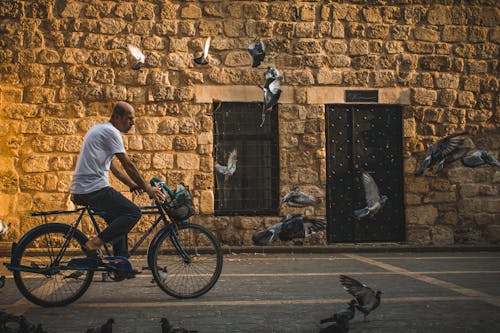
[
  {"xmin": 415, "ymin": 132, "xmax": 468, "ymax": 176},
  {"xmin": 462, "ymin": 148, "xmax": 500, "ymax": 168},
  {"xmin": 339, "ymin": 275, "xmax": 382, "ymax": 322},
  {"xmin": 215, "ymin": 148, "xmax": 237, "ymax": 181},
  {"xmin": 127, "ymin": 44, "xmax": 145, "ymax": 70},
  {"xmin": 320, "ymin": 299, "xmax": 356, "ymax": 324},
  {"xmin": 278, "ymin": 214, "xmax": 326, "ymax": 241},
  {"xmin": 252, "ymin": 221, "xmax": 283, "ymax": 245},
  {"xmin": 248, "ymin": 40, "xmax": 265, "ymax": 67},
  {"xmin": 282, "ymin": 186, "xmax": 319, "ymax": 207},
  {"xmin": 260, "ymin": 76, "xmax": 282, "ymax": 127},
  {"xmin": 353, "ymin": 171, "xmax": 388, "ymax": 220},
  {"xmin": 318, "ymin": 316, "xmax": 349, "ymax": 333},
  {"xmin": 194, "ymin": 36, "xmax": 211, "ymax": 65},
  {"xmin": 86, "ymin": 318, "xmax": 114, "ymax": 333}
]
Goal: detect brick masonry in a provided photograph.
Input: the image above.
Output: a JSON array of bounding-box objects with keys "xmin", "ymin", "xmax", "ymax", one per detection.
[{"xmin": 0, "ymin": 0, "xmax": 499, "ymax": 246}]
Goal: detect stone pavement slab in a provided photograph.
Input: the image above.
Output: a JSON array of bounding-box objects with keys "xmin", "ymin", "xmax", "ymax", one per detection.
[{"xmin": 1, "ymin": 251, "xmax": 500, "ymax": 332}]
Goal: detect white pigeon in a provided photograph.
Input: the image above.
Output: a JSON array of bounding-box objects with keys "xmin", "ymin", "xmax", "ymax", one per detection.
[
  {"xmin": 215, "ymin": 148, "xmax": 237, "ymax": 181},
  {"xmin": 194, "ymin": 36, "xmax": 211, "ymax": 65},
  {"xmin": 127, "ymin": 44, "xmax": 145, "ymax": 70},
  {"xmin": 353, "ymin": 171, "xmax": 388, "ymax": 220},
  {"xmin": 0, "ymin": 220, "xmax": 9, "ymax": 238},
  {"xmin": 260, "ymin": 77, "xmax": 282, "ymax": 127}
]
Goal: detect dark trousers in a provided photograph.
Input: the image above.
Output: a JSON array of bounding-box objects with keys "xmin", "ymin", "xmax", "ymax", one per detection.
[{"xmin": 72, "ymin": 187, "xmax": 142, "ymax": 257}]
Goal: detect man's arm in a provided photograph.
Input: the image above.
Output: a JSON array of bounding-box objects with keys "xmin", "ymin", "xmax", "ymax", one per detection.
[
  {"xmin": 114, "ymin": 152, "xmax": 165, "ymax": 202},
  {"xmin": 110, "ymin": 159, "xmax": 138, "ymax": 191}
]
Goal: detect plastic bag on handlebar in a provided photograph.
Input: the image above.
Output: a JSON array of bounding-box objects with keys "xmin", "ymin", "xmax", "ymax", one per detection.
[{"xmin": 164, "ymin": 183, "xmax": 195, "ymax": 222}]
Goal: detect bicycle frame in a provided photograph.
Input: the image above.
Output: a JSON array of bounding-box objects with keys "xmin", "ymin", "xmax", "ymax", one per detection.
[{"xmin": 6, "ymin": 202, "xmax": 190, "ymax": 274}]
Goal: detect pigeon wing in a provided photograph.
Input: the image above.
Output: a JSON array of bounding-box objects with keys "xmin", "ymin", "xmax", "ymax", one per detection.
[
  {"xmin": 268, "ymin": 78, "xmax": 281, "ymax": 94},
  {"xmin": 462, "ymin": 150, "xmax": 485, "ymax": 168},
  {"xmin": 127, "ymin": 44, "xmax": 145, "ymax": 62},
  {"xmin": 361, "ymin": 171, "xmax": 381, "ymax": 208},
  {"xmin": 480, "ymin": 149, "xmax": 500, "ymax": 167},
  {"xmin": 435, "ymin": 132, "xmax": 467, "ymax": 157},
  {"xmin": 214, "ymin": 163, "xmax": 228, "ymax": 175},
  {"xmin": 445, "ymin": 146, "xmax": 469, "ymax": 163},
  {"xmin": 227, "ymin": 148, "xmax": 238, "ymax": 175},
  {"xmin": 339, "ymin": 275, "xmax": 372, "ymax": 300},
  {"xmin": 302, "ymin": 217, "xmax": 325, "ymax": 237},
  {"xmin": 282, "ymin": 187, "xmax": 298, "ymax": 203},
  {"xmin": 203, "ymin": 36, "xmax": 211, "ymax": 58}
]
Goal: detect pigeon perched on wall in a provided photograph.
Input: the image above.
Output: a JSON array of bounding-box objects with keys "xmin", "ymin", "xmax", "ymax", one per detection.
[
  {"xmin": 260, "ymin": 76, "xmax": 282, "ymax": 127},
  {"xmin": 127, "ymin": 44, "xmax": 145, "ymax": 70},
  {"xmin": 353, "ymin": 171, "xmax": 388, "ymax": 220},
  {"xmin": 282, "ymin": 186, "xmax": 319, "ymax": 207},
  {"xmin": 415, "ymin": 132, "xmax": 468, "ymax": 176},
  {"xmin": 278, "ymin": 214, "xmax": 326, "ymax": 241},
  {"xmin": 320, "ymin": 299, "xmax": 356, "ymax": 324},
  {"xmin": 462, "ymin": 148, "xmax": 500, "ymax": 168},
  {"xmin": 339, "ymin": 275, "xmax": 382, "ymax": 322},
  {"xmin": 215, "ymin": 148, "xmax": 237, "ymax": 181},
  {"xmin": 194, "ymin": 36, "xmax": 211, "ymax": 65},
  {"xmin": 86, "ymin": 318, "xmax": 114, "ymax": 333},
  {"xmin": 248, "ymin": 40, "xmax": 266, "ymax": 67}
]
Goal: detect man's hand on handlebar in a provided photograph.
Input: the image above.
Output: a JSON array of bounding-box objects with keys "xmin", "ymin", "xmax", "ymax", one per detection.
[
  {"xmin": 145, "ymin": 185, "xmax": 166, "ymax": 203},
  {"xmin": 129, "ymin": 185, "xmax": 144, "ymax": 195}
]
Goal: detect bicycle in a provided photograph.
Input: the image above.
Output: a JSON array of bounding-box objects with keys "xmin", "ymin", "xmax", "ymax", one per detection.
[{"xmin": 4, "ymin": 178, "xmax": 223, "ymax": 307}]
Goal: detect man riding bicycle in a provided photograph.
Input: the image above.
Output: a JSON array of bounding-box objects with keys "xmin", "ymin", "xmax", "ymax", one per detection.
[{"xmin": 70, "ymin": 101, "xmax": 165, "ymax": 262}]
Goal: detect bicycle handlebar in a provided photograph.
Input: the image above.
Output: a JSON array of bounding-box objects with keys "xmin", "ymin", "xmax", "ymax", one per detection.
[{"xmin": 149, "ymin": 177, "xmax": 175, "ymax": 200}]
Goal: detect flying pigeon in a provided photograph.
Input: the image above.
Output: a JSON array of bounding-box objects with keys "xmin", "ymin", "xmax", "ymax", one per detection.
[
  {"xmin": 462, "ymin": 148, "xmax": 500, "ymax": 168},
  {"xmin": 278, "ymin": 214, "xmax": 326, "ymax": 241},
  {"xmin": 0, "ymin": 276, "xmax": 4, "ymax": 289},
  {"xmin": 320, "ymin": 299, "xmax": 356, "ymax": 324},
  {"xmin": 318, "ymin": 316, "xmax": 349, "ymax": 333},
  {"xmin": 339, "ymin": 275, "xmax": 382, "ymax": 322},
  {"xmin": 194, "ymin": 36, "xmax": 211, "ymax": 65},
  {"xmin": 252, "ymin": 221, "xmax": 283, "ymax": 245},
  {"xmin": 260, "ymin": 76, "xmax": 282, "ymax": 127},
  {"xmin": 161, "ymin": 317, "xmax": 198, "ymax": 333},
  {"xmin": 248, "ymin": 40, "xmax": 265, "ymax": 67},
  {"xmin": 415, "ymin": 132, "xmax": 468, "ymax": 176},
  {"xmin": 264, "ymin": 66, "xmax": 281, "ymax": 82},
  {"xmin": 127, "ymin": 44, "xmax": 145, "ymax": 70},
  {"xmin": 353, "ymin": 171, "xmax": 388, "ymax": 220},
  {"xmin": 0, "ymin": 219, "xmax": 10, "ymax": 238},
  {"xmin": 86, "ymin": 318, "xmax": 114, "ymax": 333},
  {"xmin": 215, "ymin": 148, "xmax": 237, "ymax": 181},
  {"xmin": 282, "ymin": 186, "xmax": 319, "ymax": 207}
]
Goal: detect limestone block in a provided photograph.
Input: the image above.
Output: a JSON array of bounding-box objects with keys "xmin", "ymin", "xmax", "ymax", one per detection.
[
  {"xmin": 95, "ymin": 68, "xmax": 115, "ymax": 84},
  {"xmin": 19, "ymin": 174, "xmax": 45, "ymax": 191},
  {"xmin": 134, "ymin": 118, "xmax": 159, "ymax": 134},
  {"xmin": 463, "ymin": 76, "xmax": 481, "ymax": 92},
  {"xmin": 437, "ymin": 89, "xmax": 457, "ymax": 107},
  {"xmin": 406, "ymin": 42, "xmax": 434, "ymax": 54},
  {"xmin": 24, "ymin": 87, "xmax": 56, "ymax": 104},
  {"xmin": 423, "ymin": 191, "xmax": 456, "ymax": 204},
  {"xmin": 157, "ymin": 119, "xmax": 179, "ymax": 135},
  {"xmin": 484, "ymin": 225, "xmax": 500, "ymax": 244},
  {"xmin": 82, "ymin": 33, "xmax": 106, "ymax": 49},
  {"xmin": 41, "ymin": 119, "xmax": 75, "ymax": 135},
  {"xmin": 402, "ymin": 118, "xmax": 416, "ymax": 138},
  {"xmin": 414, "ymin": 26, "xmax": 439, "ymax": 42},
  {"xmin": 155, "ymin": 21, "xmax": 177, "ymax": 36},
  {"xmin": 269, "ymin": 3, "xmax": 298, "ymax": 21},
  {"xmin": 434, "ymin": 73, "xmax": 459, "ymax": 89},
  {"xmin": 106, "ymin": 85, "xmax": 127, "ymax": 100},
  {"xmin": 324, "ymin": 40, "xmax": 347, "ymax": 54},
  {"xmin": 485, "ymin": 198, "xmax": 500, "ymax": 213},
  {"xmin": 412, "ymin": 88, "xmax": 437, "ymax": 106},
  {"xmin": 349, "ymin": 39, "xmax": 369, "ymax": 55},
  {"xmin": 326, "ymin": 54, "xmax": 350, "ymax": 68},
  {"xmin": 129, "ymin": 153, "xmax": 151, "ymax": 170},
  {"xmin": 164, "ymin": 53, "xmax": 191, "ymax": 69},
  {"xmin": 152, "ymin": 153, "xmax": 174, "ymax": 170},
  {"xmin": 225, "ymin": 51, "xmax": 251, "ymax": 67},
  {"xmin": 293, "ymin": 40, "xmax": 321, "ymax": 54},
  {"xmin": 32, "ymin": 193, "xmax": 68, "ymax": 211},
  {"xmin": 430, "ymin": 225, "xmax": 454, "ymax": 245},
  {"xmin": 199, "ymin": 190, "xmax": 214, "ymax": 215},
  {"xmin": 285, "ymin": 70, "xmax": 314, "ymax": 86},
  {"xmin": 372, "ymin": 71, "xmax": 396, "ymax": 87},
  {"xmin": 54, "ymin": 136, "xmax": 83, "ymax": 153},
  {"xmin": 176, "ymin": 153, "xmax": 199, "ymax": 170},
  {"xmin": 143, "ymin": 135, "xmax": 173, "ymax": 151},
  {"xmin": 49, "ymin": 156, "xmax": 74, "ymax": 171},
  {"xmin": 406, "ymin": 226, "xmax": 431, "ymax": 244},
  {"xmin": 406, "ymin": 205, "xmax": 438, "ymax": 225},
  {"xmin": 466, "ymin": 60, "xmax": 489, "ymax": 74},
  {"xmin": 391, "ymin": 25, "xmax": 411, "ymax": 40},
  {"xmin": 173, "ymin": 136, "xmax": 196, "ymax": 151},
  {"xmin": 223, "ymin": 19, "xmax": 244, "ymax": 38},
  {"xmin": 60, "ymin": 1, "xmax": 83, "ymax": 18},
  {"xmin": 419, "ymin": 56, "xmax": 451, "ymax": 71},
  {"xmin": 197, "ymin": 132, "xmax": 212, "ymax": 145},
  {"xmin": 67, "ymin": 65, "xmax": 93, "ymax": 84},
  {"xmin": 22, "ymin": 155, "xmax": 49, "ymax": 173},
  {"xmin": 194, "ymin": 173, "xmax": 212, "ymax": 190},
  {"xmin": 32, "ymin": 136, "xmax": 54, "ymax": 153}
]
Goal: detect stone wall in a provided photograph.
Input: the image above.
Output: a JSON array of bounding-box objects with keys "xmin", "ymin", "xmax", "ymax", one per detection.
[{"xmin": 0, "ymin": 0, "xmax": 498, "ymax": 246}]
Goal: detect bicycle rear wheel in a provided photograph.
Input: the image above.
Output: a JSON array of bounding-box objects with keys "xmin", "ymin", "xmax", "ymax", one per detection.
[
  {"xmin": 12, "ymin": 224, "xmax": 94, "ymax": 307},
  {"xmin": 152, "ymin": 223, "xmax": 223, "ymax": 298}
]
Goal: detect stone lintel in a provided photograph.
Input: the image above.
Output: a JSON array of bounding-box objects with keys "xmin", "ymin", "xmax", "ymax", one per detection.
[{"xmin": 306, "ymin": 87, "xmax": 411, "ymax": 105}]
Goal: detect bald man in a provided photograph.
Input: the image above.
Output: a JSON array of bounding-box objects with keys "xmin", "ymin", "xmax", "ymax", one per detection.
[{"xmin": 70, "ymin": 101, "xmax": 164, "ymax": 260}]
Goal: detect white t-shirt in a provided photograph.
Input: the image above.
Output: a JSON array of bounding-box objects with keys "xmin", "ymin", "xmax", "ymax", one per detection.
[{"xmin": 70, "ymin": 122, "xmax": 126, "ymax": 194}]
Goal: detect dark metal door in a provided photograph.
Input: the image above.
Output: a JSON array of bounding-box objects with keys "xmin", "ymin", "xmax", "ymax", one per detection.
[{"xmin": 326, "ymin": 104, "xmax": 405, "ymax": 242}]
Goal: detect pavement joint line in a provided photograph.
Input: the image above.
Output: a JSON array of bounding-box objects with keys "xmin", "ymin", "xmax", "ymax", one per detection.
[
  {"xmin": 224, "ymin": 255, "xmax": 500, "ymax": 261},
  {"xmin": 346, "ymin": 253, "xmax": 500, "ymax": 308},
  {"xmin": 71, "ymin": 296, "xmax": 478, "ymax": 308}
]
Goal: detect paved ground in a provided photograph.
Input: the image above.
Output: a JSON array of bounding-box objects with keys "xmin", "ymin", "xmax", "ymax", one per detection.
[{"xmin": 1, "ymin": 251, "xmax": 500, "ymax": 332}]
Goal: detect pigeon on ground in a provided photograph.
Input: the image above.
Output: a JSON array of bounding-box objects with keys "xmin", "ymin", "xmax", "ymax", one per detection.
[
  {"xmin": 278, "ymin": 214, "xmax": 326, "ymax": 241},
  {"xmin": 415, "ymin": 132, "xmax": 468, "ymax": 176},
  {"xmin": 339, "ymin": 275, "xmax": 382, "ymax": 322},
  {"xmin": 462, "ymin": 148, "xmax": 500, "ymax": 168},
  {"xmin": 260, "ymin": 76, "xmax": 282, "ymax": 127},
  {"xmin": 353, "ymin": 171, "xmax": 388, "ymax": 220},
  {"xmin": 215, "ymin": 148, "xmax": 237, "ymax": 182},
  {"xmin": 0, "ymin": 275, "xmax": 5, "ymax": 288},
  {"xmin": 194, "ymin": 36, "xmax": 211, "ymax": 65},
  {"xmin": 248, "ymin": 40, "xmax": 265, "ymax": 67},
  {"xmin": 320, "ymin": 299, "xmax": 356, "ymax": 324},
  {"xmin": 86, "ymin": 318, "xmax": 114, "ymax": 333},
  {"xmin": 161, "ymin": 317, "xmax": 198, "ymax": 333},
  {"xmin": 252, "ymin": 221, "xmax": 283, "ymax": 245},
  {"xmin": 127, "ymin": 44, "xmax": 145, "ymax": 70},
  {"xmin": 318, "ymin": 316, "xmax": 349, "ymax": 333},
  {"xmin": 282, "ymin": 186, "xmax": 319, "ymax": 207},
  {"xmin": 0, "ymin": 219, "xmax": 10, "ymax": 238}
]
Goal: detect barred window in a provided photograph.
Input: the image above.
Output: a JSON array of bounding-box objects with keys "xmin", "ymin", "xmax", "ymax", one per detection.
[{"xmin": 213, "ymin": 102, "xmax": 279, "ymax": 215}]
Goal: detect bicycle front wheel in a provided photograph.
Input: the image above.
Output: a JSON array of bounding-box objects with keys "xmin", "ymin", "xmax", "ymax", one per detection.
[
  {"xmin": 12, "ymin": 224, "xmax": 94, "ymax": 307},
  {"xmin": 152, "ymin": 223, "xmax": 223, "ymax": 298}
]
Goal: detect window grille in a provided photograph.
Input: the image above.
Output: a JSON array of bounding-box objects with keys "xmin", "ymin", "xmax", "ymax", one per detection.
[{"xmin": 213, "ymin": 102, "xmax": 279, "ymax": 215}]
